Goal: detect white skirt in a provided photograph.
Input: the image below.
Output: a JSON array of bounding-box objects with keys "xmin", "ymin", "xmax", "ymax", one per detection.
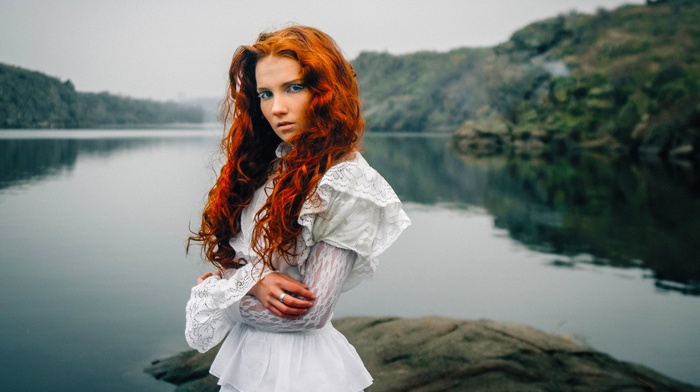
[{"xmin": 211, "ymin": 322, "xmax": 373, "ymax": 392}]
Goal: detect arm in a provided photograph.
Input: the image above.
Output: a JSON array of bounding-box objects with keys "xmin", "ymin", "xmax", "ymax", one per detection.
[
  {"xmin": 185, "ymin": 261, "xmax": 269, "ymax": 353},
  {"xmin": 236, "ymin": 241, "xmax": 355, "ymax": 332},
  {"xmin": 185, "ymin": 260, "xmax": 315, "ymax": 352}
]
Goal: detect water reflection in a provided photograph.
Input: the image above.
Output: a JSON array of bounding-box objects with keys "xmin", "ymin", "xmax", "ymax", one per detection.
[
  {"xmin": 3, "ymin": 133, "xmax": 698, "ymax": 295},
  {"xmin": 362, "ymin": 136, "xmax": 700, "ymax": 295},
  {"xmin": 0, "ymin": 137, "xmax": 163, "ymax": 190},
  {"xmin": 362, "ymin": 135, "xmax": 489, "ymax": 205},
  {"xmin": 476, "ymin": 153, "xmax": 700, "ymax": 295},
  {"xmin": 3, "ymin": 131, "xmax": 697, "ymax": 389}
]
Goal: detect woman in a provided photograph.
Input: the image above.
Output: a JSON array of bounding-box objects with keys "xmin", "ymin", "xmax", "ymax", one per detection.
[{"xmin": 185, "ymin": 25, "xmax": 411, "ymax": 392}]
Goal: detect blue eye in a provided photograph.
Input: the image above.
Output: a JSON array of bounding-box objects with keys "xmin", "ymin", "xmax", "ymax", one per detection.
[
  {"xmin": 257, "ymin": 91, "xmax": 272, "ymax": 100},
  {"xmin": 288, "ymin": 84, "xmax": 305, "ymax": 93}
]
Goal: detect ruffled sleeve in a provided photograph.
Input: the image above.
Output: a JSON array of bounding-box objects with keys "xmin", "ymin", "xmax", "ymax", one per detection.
[
  {"xmin": 298, "ymin": 154, "xmax": 411, "ymax": 291},
  {"xmin": 185, "ymin": 261, "xmax": 271, "ymax": 353}
]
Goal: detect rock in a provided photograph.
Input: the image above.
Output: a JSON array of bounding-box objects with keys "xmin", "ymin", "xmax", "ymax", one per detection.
[
  {"xmin": 145, "ymin": 343, "xmax": 220, "ymax": 386},
  {"xmin": 497, "ymin": 16, "xmax": 568, "ymax": 57},
  {"xmin": 146, "ymin": 317, "xmax": 699, "ymax": 392},
  {"xmin": 512, "ymin": 138, "xmax": 547, "ymax": 154},
  {"xmin": 452, "ymin": 107, "xmax": 513, "ymax": 155},
  {"xmin": 669, "ymin": 144, "xmax": 694, "ymax": 158},
  {"xmin": 578, "ymin": 134, "xmax": 624, "ymax": 152}
]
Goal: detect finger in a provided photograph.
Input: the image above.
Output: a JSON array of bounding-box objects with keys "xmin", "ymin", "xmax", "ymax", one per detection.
[
  {"xmin": 265, "ymin": 301, "xmax": 302, "ymax": 319},
  {"xmin": 265, "ymin": 272, "xmax": 310, "ymax": 290},
  {"xmin": 273, "ymin": 300, "xmax": 310, "ymax": 316},
  {"xmin": 275, "ymin": 291, "xmax": 312, "ymax": 313},
  {"xmin": 270, "ymin": 276, "xmax": 314, "ymax": 299},
  {"xmin": 280, "ymin": 283, "xmax": 316, "ymax": 301},
  {"xmin": 279, "ymin": 293, "xmax": 314, "ymax": 309},
  {"xmin": 260, "ymin": 273, "xmax": 314, "ymax": 300}
]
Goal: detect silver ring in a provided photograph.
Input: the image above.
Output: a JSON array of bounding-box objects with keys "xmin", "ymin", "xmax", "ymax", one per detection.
[{"xmin": 279, "ymin": 293, "xmax": 286, "ymax": 303}]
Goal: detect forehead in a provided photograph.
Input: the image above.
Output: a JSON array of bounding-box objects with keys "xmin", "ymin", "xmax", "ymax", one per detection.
[{"xmin": 255, "ymin": 55, "xmax": 302, "ymax": 87}]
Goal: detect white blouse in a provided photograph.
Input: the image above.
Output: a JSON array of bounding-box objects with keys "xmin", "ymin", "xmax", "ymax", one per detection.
[{"xmin": 185, "ymin": 148, "xmax": 411, "ymax": 392}]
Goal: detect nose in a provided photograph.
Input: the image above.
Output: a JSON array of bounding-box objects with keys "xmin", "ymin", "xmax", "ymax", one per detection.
[{"xmin": 271, "ymin": 96, "xmax": 288, "ymax": 116}]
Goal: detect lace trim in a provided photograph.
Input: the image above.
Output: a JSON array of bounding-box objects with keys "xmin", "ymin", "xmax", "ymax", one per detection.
[
  {"xmin": 185, "ymin": 262, "xmax": 271, "ymax": 353},
  {"xmin": 296, "ymin": 155, "xmax": 411, "ymax": 290},
  {"xmin": 239, "ymin": 242, "xmax": 355, "ymax": 332},
  {"xmin": 275, "ymin": 142, "xmax": 293, "ymax": 158}
]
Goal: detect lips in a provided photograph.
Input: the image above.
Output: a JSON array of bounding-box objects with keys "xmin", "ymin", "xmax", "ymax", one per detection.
[{"xmin": 276, "ymin": 122, "xmax": 294, "ymax": 132}]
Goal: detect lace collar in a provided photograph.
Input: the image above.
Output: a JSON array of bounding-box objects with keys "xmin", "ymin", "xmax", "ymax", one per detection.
[{"xmin": 275, "ymin": 142, "xmax": 293, "ymax": 158}]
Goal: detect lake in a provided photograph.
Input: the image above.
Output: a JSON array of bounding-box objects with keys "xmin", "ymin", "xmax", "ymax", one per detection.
[{"xmin": 0, "ymin": 129, "xmax": 698, "ymax": 391}]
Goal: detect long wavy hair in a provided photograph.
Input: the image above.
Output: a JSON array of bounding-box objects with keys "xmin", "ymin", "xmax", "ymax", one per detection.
[{"xmin": 189, "ymin": 25, "xmax": 364, "ymax": 271}]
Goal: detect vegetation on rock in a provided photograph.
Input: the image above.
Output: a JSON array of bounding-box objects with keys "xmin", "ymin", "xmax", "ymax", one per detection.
[
  {"xmin": 486, "ymin": 0, "xmax": 700, "ymax": 158},
  {"xmin": 353, "ymin": 48, "xmax": 494, "ymax": 133},
  {"xmin": 4, "ymin": 0, "xmax": 698, "ymax": 154},
  {"xmin": 354, "ymin": 0, "xmax": 700, "ymax": 158}
]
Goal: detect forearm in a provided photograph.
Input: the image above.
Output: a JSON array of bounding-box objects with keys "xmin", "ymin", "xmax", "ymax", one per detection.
[
  {"xmin": 185, "ymin": 276, "xmax": 231, "ymax": 353},
  {"xmin": 185, "ymin": 261, "xmax": 270, "ymax": 352},
  {"xmin": 238, "ymin": 242, "xmax": 355, "ymax": 332}
]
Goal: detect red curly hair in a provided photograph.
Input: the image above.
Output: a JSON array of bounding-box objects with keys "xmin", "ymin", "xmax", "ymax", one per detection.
[{"xmin": 189, "ymin": 25, "xmax": 364, "ymax": 271}]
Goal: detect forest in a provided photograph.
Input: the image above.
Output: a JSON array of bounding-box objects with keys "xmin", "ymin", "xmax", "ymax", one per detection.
[
  {"xmin": 0, "ymin": 63, "xmax": 203, "ymax": 128},
  {"xmin": 2, "ymin": 0, "xmax": 698, "ymax": 159},
  {"xmin": 354, "ymin": 0, "xmax": 700, "ymax": 158}
]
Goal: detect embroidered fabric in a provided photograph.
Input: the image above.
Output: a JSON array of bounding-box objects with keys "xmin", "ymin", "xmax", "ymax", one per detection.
[
  {"xmin": 185, "ymin": 151, "xmax": 410, "ymax": 352},
  {"xmin": 210, "ymin": 241, "xmax": 372, "ymax": 391},
  {"xmin": 184, "ymin": 147, "xmax": 410, "ymax": 391},
  {"xmin": 237, "ymin": 242, "xmax": 355, "ymax": 332},
  {"xmin": 296, "ymin": 153, "xmax": 411, "ymax": 291},
  {"xmin": 185, "ymin": 262, "xmax": 272, "ymax": 353}
]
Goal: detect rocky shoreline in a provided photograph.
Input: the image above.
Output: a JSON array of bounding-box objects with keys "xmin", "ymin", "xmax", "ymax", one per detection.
[{"xmin": 145, "ymin": 316, "xmax": 698, "ymax": 391}]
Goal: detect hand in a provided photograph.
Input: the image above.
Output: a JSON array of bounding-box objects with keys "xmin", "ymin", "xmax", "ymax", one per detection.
[
  {"xmin": 196, "ymin": 270, "xmax": 222, "ymax": 285},
  {"xmin": 248, "ymin": 272, "xmax": 316, "ymax": 319}
]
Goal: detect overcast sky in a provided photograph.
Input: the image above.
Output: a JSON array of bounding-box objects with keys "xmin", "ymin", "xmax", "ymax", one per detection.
[{"xmin": 1, "ymin": 0, "xmax": 644, "ymax": 101}]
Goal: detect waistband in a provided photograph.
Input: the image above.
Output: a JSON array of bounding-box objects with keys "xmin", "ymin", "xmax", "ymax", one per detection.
[{"xmin": 244, "ymin": 319, "xmax": 336, "ymax": 335}]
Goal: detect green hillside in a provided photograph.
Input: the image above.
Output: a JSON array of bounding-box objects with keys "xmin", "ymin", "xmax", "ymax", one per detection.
[
  {"xmin": 5, "ymin": 0, "xmax": 698, "ymax": 152},
  {"xmin": 354, "ymin": 48, "xmax": 495, "ymax": 133},
  {"xmin": 0, "ymin": 63, "xmax": 203, "ymax": 129},
  {"xmin": 355, "ymin": 0, "xmax": 700, "ymax": 158}
]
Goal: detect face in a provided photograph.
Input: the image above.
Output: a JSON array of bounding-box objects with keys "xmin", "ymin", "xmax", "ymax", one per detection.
[{"xmin": 255, "ymin": 55, "xmax": 311, "ymax": 143}]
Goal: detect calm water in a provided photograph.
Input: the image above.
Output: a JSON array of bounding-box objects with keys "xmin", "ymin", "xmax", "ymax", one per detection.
[{"xmin": 0, "ymin": 129, "xmax": 698, "ymax": 390}]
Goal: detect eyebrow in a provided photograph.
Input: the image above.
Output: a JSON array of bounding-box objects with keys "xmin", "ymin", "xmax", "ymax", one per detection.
[{"xmin": 256, "ymin": 79, "xmax": 304, "ymax": 92}]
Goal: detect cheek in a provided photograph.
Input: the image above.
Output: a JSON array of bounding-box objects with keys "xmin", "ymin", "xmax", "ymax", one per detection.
[
  {"xmin": 260, "ymin": 102, "xmax": 272, "ymax": 120},
  {"xmin": 298, "ymin": 94, "xmax": 312, "ymax": 119}
]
